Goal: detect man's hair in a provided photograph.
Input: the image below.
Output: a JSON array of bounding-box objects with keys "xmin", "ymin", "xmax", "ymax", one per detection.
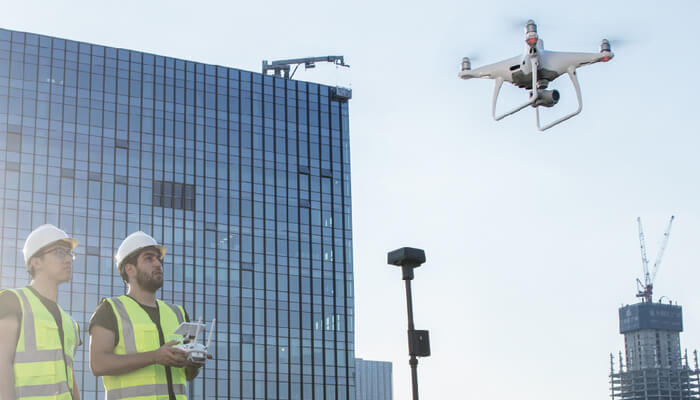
[
  {"xmin": 27, "ymin": 244, "xmax": 58, "ymax": 278},
  {"xmin": 119, "ymin": 252, "xmax": 140, "ymax": 283}
]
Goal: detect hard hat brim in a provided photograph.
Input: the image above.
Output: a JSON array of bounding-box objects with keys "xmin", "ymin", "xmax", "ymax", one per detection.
[
  {"xmin": 25, "ymin": 237, "xmax": 79, "ymax": 267},
  {"xmin": 62, "ymin": 237, "xmax": 79, "ymax": 251},
  {"xmin": 118, "ymin": 244, "xmax": 168, "ymax": 268},
  {"xmin": 153, "ymin": 245, "xmax": 167, "ymax": 259}
]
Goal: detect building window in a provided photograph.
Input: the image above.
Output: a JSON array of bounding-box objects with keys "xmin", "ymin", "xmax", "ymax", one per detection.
[
  {"xmin": 153, "ymin": 180, "xmax": 195, "ymax": 210},
  {"xmin": 6, "ymin": 133, "xmax": 20, "ymax": 152}
]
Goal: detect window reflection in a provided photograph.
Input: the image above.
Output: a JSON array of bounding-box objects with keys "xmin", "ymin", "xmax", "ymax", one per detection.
[{"xmin": 0, "ymin": 27, "xmax": 355, "ymax": 400}]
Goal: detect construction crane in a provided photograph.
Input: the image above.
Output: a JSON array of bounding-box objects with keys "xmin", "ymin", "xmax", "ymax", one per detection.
[
  {"xmin": 636, "ymin": 215, "xmax": 675, "ymax": 302},
  {"xmin": 262, "ymin": 56, "xmax": 349, "ymax": 79},
  {"xmin": 261, "ymin": 56, "xmax": 352, "ymax": 101}
]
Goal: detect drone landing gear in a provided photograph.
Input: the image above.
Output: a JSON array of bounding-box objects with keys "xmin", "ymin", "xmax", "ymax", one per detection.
[
  {"xmin": 491, "ymin": 57, "xmax": 584, "ymax": 132},
  {"xmin": 491, "ymin": 77, "xmax": 536, "ymax": 121},
  {"xmin": 535, "ymin": 67, "xmax": 582, "ymax": 131}
]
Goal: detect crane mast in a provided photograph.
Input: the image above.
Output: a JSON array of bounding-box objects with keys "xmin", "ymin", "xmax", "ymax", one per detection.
[{"xmin": 635, "ymin": 216, "xmax": 675, "ymax": 302}]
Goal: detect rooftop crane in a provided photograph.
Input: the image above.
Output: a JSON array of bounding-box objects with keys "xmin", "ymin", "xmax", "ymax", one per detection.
[
  {"xmin": 636, "ymin": 216, "xmax": 675, "ymax": 302},
  {"xmin": 261, "ymin": 56, "xmax": 353, "ymax": 101},
  {"xmin": 261, "ymin": 56, "xmax": 349, "ymax": 79}
]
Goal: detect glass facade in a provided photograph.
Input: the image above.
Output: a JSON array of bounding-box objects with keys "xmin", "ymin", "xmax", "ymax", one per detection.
[
  {"xmin": 0, "ymin": 27, "xmax": 355, "ymax": 399},
  {"xmin": 354, "ymin": 358, "xmax": 392, "ymax": 400}
]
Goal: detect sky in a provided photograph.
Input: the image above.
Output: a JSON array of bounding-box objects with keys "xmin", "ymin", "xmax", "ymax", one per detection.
[{"xmin": 3, "ymin": 1, "xmax": 700, "ymax": 399}]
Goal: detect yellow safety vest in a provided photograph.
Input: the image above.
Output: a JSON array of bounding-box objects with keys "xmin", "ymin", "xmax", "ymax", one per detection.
[
  {"xmin": 102, "ymin": 295, "xmax": 188, "ymax": 400},
  {"xmin": 7, "ymin": 287, "xmax": 79, "ymax": 400}
]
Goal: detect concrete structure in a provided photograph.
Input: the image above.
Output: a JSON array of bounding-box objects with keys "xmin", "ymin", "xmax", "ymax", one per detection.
[
  {"xmin": 610, "ymin": 301, "xmax": 700, "ymax": 399},
  {"xmin": 355, "ymin": 358, "xmax": 392, "ymax": 400},
  {"xmin": 0, "ymin": 27, "xmax": 355, "ymax": 399}
]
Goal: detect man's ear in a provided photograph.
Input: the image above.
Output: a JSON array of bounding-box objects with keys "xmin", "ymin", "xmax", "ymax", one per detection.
[
  {"xmin": 28, "ymin": 256, "xmax": 42, "ymax": 277},
  {"xmin": 124, "ymin": 263, "xmax": 136, "ymax": 279}
]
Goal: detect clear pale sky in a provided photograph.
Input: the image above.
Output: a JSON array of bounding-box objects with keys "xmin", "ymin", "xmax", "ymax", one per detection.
[{"xmin": 3, "ymin": 1, "xmax": 699, "ymax": 399}]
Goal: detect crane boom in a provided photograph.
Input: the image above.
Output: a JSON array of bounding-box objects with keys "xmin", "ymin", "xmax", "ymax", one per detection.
[
  {"xmin": 651, "ymin": 215, "xmax": 675, "ymax": 284},
  {"xmin": 637, "ymin": 217, "xmax": 650, "ymax": 286},
  {"xmin": 635, "ymin": 216, "xmax": 675, "ymax": 303}
]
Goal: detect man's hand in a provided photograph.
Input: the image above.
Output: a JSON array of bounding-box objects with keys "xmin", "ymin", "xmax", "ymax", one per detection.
[
  {"xmin": 184, "ymin": 352, "xmax": 214, "ymax": 367},
  {"xmin": 153, "ymin": 341, "xmax": 187, "ymax": 368},
  {"xmin": 91, "ymin": 327, "xmax": 187, "ymax": 376},
  {"xmin": 184, "ymin": 353, "xmax": 213, "ymax": 380}
]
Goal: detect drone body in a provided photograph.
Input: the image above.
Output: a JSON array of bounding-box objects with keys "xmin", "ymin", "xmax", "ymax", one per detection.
[{"xmin": 459, "ymin": 20, "xmax": 614, "ymax": 131}]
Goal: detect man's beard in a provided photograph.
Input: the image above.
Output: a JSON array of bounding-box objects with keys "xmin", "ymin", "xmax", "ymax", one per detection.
[{"xmin": 135, "ymin": 267, "xmax": 163, "ymax": 292}]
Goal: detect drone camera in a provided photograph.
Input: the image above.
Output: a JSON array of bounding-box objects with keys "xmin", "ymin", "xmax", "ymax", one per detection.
[
  {"xmin": 461, "ymin": 57, "xmax": 471, "ymax": 71},
  {"xmin": 533, "ymin": 89, "xmax": 560, "ymax": 108}
]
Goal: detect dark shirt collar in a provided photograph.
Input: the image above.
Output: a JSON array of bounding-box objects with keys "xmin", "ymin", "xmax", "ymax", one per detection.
[
  {"xmin": 27, "ymin": 285, "xmax": 57, "ymax": 305},
  {"xmin": 126, "ymin": 294, "xmax": 158, "ymax": 310}
]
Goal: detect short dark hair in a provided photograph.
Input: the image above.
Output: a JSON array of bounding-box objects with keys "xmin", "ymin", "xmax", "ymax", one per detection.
[
  {"xmin": 27, "ymin": 244, "xmax": 65, "ymax": 278},
  {"xmin": 120, "ymin": 253, "xmax": 139, "ymax": 283}
]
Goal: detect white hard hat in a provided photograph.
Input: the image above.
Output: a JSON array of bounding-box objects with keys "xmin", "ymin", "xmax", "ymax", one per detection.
[
  {"xmin": 23, "ymin": 224, "xmax": 78, "ymax": 267},
  {"xmin": 115, "ymin": 231, "xmax": 167, "ymax": 273}
]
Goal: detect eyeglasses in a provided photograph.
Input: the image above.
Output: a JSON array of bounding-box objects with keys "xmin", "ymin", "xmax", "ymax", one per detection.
[{"xmin": 39, "ymin": 247, "xmax": 76, "ymax": 261}]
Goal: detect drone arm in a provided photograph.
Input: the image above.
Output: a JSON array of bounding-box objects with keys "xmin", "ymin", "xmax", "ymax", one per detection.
[
  {"xmin": 545, "ymin": 51, "xmax": 614, "ymax": 73},
  {"xmin": 459, "ymin": 56, "xmax": 521, "ymax": 81},
  {"xmin": 536, "ymin": 66, "xmax": 583, "ymax": 131}
]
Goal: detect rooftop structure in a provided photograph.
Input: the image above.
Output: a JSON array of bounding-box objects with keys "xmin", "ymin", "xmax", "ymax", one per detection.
[{"xmin": 0, "ymin": 26, "xmax": 355, "ymax": 399}]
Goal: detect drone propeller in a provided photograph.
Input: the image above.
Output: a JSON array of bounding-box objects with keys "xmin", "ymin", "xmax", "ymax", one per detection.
[
  {"xmin": 603, "ymin": 37, "xmax": 633, "ymax": 49},
  {"xmin": 570, "ymin": 35, "xmax": 631, "ymax": 51},
  {"xmin": 505, "ymin": 18, "xmax": 538, "ymax": 32},
  {"xmin": 458, "ymin": 52, "xmax": 484, "ymax": 70}
]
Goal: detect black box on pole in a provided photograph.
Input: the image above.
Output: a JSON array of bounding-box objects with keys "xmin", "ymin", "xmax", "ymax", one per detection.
[{"xmin": 408, "ymin": 329, "xmax": 431, "ymax": 357}]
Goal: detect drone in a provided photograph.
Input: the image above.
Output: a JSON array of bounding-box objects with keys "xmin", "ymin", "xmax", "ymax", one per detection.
[
  {"xmin": 174, "ymin": 318, "xmax": 215, "ymax": 365},
  {"xmin": 458, "ymin": 19, "xmax": 614, "ymax": 131}
]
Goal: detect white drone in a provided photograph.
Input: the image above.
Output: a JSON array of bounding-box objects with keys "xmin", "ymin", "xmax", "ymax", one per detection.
[
  {"xmin": 174, "ymin": 318, "xmax": 215, "ymax": 365},
  {"xmin": 458, "ymin": 19, "xmax": 614, "ymax": 131}
]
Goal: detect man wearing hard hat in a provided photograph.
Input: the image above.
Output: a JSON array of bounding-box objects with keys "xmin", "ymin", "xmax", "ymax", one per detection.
[
  {"xmin": 88, "ymin": 231, "xmax": 202, "ymax": 400},
  {"xmin": 0, "ymin": 224, "xmax": 82, "ymax": 400}
]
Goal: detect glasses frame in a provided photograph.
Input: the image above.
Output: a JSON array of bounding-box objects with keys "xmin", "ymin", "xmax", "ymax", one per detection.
[{"xmin": 37, "ymin": 246, "xmax": 76, "ymax": 261}]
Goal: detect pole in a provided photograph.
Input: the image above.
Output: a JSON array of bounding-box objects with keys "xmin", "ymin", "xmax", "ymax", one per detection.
[{"xmin": 403, "ymin": 265, "xmax": 419, "ymax": 400}]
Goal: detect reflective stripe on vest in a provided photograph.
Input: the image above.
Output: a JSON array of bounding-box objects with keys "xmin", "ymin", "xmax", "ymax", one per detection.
[
  {"xmin": 103, "ymin": 296, "xmax": 188, "ymax": 400},
  {"xmin": 14, "ymin": 348, "xmax": 65, "ymax": 363},
  {"xmin": 10, "ymin": 287, "xmax": 78, "ymax": 400},
  {"xmin": 167, "ymin": 303, "xmax": 185, "ymax": 325},
  {"xmin": 110, "ymin": 297, "xmax": 138, "ymax": 354},
  {"xmin": 106, "ymin": 384, "xmax": 186, "ymax": 400},
  {"xmin": 15, "ymin": 382, "xmax": 72, "ymax": 398}
]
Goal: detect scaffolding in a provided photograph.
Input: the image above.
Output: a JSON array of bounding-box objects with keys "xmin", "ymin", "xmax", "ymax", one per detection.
[
  {"xmin": 610, "ymin": 350, "xmax": 700, "ymax": 400},
  {"xmin": 610, "ymin": 218, "xmax": 699, "ymax": 399},
  {"xmin": 611, "ymin": 301, "xmax": 700, "ymax": 399}
]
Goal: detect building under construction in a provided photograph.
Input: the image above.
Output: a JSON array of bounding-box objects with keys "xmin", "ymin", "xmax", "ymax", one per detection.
[
  {"xmin": 610, "ymin": 301, "xmax": 700, "ymax": 399},
  {"xmin": 609, "ymin": 217, "xmax": 700, "ymax": 399}
]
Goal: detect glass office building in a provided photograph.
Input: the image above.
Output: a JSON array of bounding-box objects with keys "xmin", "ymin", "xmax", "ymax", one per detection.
[
  {"xmin": 354, "ymin": 358, "xmax": 392, "ymax": 400},
  {"xmin": 0, "ymin": 27, "xmax": 355, "ymax": 399}
]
